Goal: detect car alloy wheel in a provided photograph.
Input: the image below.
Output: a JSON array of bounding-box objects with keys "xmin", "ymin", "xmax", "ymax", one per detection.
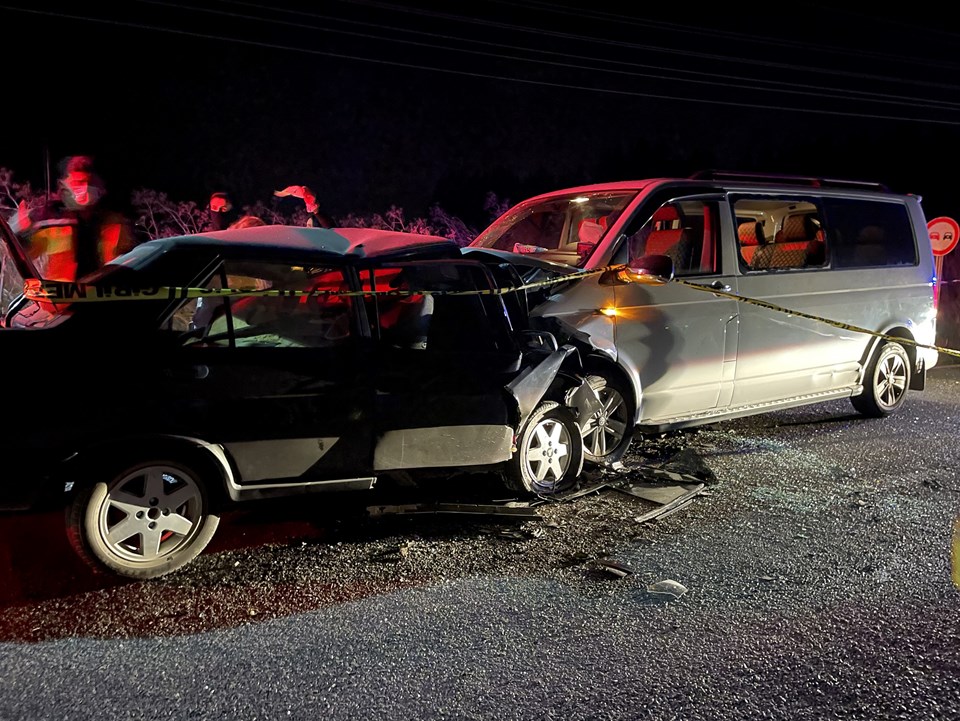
[
  {"xmin": 508, "ymin": 401, "xmax": 584, "ymax": 495},
  {"xmin": 67, "ymin": 460, "xmax": 220, "ymax": 579}
]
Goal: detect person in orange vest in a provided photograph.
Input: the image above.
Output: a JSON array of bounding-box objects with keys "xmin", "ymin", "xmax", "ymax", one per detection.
[{"xmin": 8, "ymin": 155, "xmax": 137, "ymax": 281}]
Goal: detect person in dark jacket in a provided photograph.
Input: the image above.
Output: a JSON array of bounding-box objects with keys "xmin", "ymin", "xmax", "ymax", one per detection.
[
  {"xmin": 205, "ymin": 191, "xmax": 239, "ymax": 231},
  {"xmin": 8, "ymin": 155, "xmax": 137, "ymax": 281}
]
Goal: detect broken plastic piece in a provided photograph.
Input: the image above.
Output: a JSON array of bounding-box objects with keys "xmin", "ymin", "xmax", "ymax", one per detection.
[{"xmin": 646, "ymin": 579, "xmax": 687, "ymax": 598}]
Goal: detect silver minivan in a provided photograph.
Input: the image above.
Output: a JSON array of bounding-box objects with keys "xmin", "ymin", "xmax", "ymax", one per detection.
[{"xmin": 466, "ymin": 171, "xmax": 939, "ymax": 466}]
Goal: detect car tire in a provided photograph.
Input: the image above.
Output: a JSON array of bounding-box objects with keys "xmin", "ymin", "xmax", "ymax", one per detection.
[
  {"xmin": 506, "ymin": 401, "xmax": 584, "ymax": 496},
  {"xmin": 580, "ymin": 374, "xmax": 634, "ymax": 466},
  {"xmin": 66, "ymin": 460, "xmax": 220, "ymax": 580},
  {"xmin": 851, "ymin": 340, "xmax": 911, "ymax": 417}
]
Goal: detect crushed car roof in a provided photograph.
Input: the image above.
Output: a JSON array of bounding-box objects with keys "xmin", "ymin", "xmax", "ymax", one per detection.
[{"xmin": 127, "ymin": 225, "xmax": 457, "ymax": 260}]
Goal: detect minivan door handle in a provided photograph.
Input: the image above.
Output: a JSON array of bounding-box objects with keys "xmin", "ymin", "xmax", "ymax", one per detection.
[{"xmin": 708, "ymin": 280, "xmax": 731, "ymax": 293}]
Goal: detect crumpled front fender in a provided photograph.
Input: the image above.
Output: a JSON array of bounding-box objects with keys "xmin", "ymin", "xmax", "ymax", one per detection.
[{"xmin": 505, "ymin": 344, "xmax": 587, "ymax": 428}]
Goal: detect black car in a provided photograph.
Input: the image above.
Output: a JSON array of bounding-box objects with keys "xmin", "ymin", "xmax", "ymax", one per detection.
[{"xmin": 0, "ymin": 220, "xmax": 598, "ymax": 579}]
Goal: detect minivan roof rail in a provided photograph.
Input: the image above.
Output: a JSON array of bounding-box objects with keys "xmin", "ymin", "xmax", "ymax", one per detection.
[{"xmin": 689, "ymin": 170, "xmax": 891, "ymax": 192}]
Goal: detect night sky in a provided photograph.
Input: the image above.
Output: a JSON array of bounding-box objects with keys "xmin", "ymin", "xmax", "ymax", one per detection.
[{"xmin": 4, "ymin": 1, "xmax": 960, "ymax": 230}]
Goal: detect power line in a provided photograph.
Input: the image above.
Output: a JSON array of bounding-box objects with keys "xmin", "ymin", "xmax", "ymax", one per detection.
[
  {"xmin": 485, "ymin": 0, "xmax": 960, "ymax": 75},
  {"xmin": 3, "ymin": 3, "xmax": 960, "ymax": 126},
  {"xmin": 191, "ymin": 0, "xmax": 960, "ymax": 111},
  {"xmin": 324, "ymin": 0, "xmax": 960, "ymax": 93}
]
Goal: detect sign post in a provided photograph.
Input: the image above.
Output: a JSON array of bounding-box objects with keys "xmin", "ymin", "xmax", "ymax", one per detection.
[{"xmin": 927, "ymin": 216, "xmax": 959, "ymax": 304}]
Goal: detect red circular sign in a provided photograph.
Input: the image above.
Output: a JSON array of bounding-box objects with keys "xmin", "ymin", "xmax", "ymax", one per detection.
[{"xmin": 927, "ymin": 216, "xmax": 959, "ymax": 256}]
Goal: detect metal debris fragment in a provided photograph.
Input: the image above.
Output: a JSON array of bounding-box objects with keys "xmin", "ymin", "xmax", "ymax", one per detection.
[
  {"xmin": 366, "ymin": 502, "xmax": 541, "ymax": 519},
  {"xmin": 541, "ymin": 480, "xmax": 614, "ymax": 504},
  {"xmin": 373, "ymin": 543, "xmax": 412, "ymax": 562},
  {"xmin": 497, "ymin": 529, "xmax": 527, "ymax": 540},
  {"xmin": 595, "ymin": 558, "xmax": 634, "ymax": 578},
  {"xmin": 560, "ymin": 551, "xmax": 592, "ymax": 567},
  {"xmin": 632, "ymin": 484, "xmax": 705, "ymax": 524}
]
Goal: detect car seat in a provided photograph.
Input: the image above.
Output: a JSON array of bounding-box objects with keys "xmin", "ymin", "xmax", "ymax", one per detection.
[
  {"xmin": 751, "ymin": 215, "xmax": 811, "ymax": 270},
  {"xmin": 738, "ymin": 220, "xmax": 766, "ymax": 265},
  {"xmin": 642, "ymin": 205, "xmax": 694, "ymax": 272}
]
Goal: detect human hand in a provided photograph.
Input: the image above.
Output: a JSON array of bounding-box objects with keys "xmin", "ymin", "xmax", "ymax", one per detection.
[
  {"xmin": 274, "ymin": 185, "xmax": 318, "ymax": 213},
  {"xmin": 10, "ymin": 200, "xmax": 32, "ymax": 234}
]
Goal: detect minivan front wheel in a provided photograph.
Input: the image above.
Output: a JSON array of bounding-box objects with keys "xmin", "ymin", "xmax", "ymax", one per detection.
[
  {"xmin": 580, "ymin": 374, "xmax": 634, "ymax": 466},
  {"xmin": 67, "ymin": 460, "xmax": 220, "ymax": 580},
  {"xmin": 852, "ymin": 340, "xmax": 911, "ymax": 417},
  {"xmin": 506, "ymin": 401, "xmax": 584, "ymax": 496}
]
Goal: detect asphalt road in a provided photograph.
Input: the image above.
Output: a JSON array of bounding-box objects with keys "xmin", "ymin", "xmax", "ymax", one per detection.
[{"xmin": 1, "ymin": 364, "xmax": 958, "ymax": 721}]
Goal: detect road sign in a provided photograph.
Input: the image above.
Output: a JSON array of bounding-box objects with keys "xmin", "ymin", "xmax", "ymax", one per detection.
[{"xmin": 927, "ymin": 216, "xmax": 959, "ymax": 256}]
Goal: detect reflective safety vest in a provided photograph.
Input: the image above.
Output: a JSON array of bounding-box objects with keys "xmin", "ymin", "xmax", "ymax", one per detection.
[{"xmin": 24, "ymin": 215, "xmax": 133, "ymax": 282}]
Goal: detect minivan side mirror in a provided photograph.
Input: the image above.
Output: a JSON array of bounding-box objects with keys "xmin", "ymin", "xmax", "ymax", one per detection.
[{"xmin": 619, "ymin": 254, "xmax": 675, "ymax": 284}]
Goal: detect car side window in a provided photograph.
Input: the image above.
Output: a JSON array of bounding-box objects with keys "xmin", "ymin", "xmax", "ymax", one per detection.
[
  {"xmin": 363, "ymin": 267, "xmax": 434, "ymax": 350},
  {"xmin": 623, "ymin": 199, "xmax": 720, "ymax": 276},
  {"xmin": 364, "ymin": 261, "xmax": 514, "ymax": 354},
  {"xmin": 181, "ymin": 261, "xmax": 353, "ymax": 348}
]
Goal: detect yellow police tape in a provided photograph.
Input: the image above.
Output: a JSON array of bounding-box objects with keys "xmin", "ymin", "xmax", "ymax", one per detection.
[
  {"xmin": 22, "ymin": 269, "xmax": 960, "ymax": 360},
  {"xmin": 670, "ymin": 278, "xmax": 960, "ymax": 360}
]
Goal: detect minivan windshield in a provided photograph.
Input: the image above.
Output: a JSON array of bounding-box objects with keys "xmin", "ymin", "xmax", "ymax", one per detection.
[{"xmin": 471, "ymin": 191, "xmax": 636, "ymax": 268}]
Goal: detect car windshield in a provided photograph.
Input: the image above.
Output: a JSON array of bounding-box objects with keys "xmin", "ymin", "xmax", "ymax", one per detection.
[{"xmin": 471, "ymin": 191, "xmax": 636, "ymax": 268}]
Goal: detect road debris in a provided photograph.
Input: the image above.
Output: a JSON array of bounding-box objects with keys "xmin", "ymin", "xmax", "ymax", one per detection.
[
  {"xmin": 373, "ymin": 543, "xmax": 412, "ymax": 562},
  {"xmin": 366, "ymin": 502, "xmax": 541, "ymax": 520},
  {"xmin": 630, "ymin": 484, "xmax": 705, "ymax": 525},
  {"xmin": 595, "ymin": 558, "xmax": 634, "ymax": 578},
  {"xmin": 560, "ymin": 551, "xmax": 593, "ymax": 567},
  {"xmin": 646, "ymin": 579, "xmax": 688, "ymax": 599}
]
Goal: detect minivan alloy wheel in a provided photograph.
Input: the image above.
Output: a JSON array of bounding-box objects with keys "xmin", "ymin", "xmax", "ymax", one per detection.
[
  {"xmin": 851, "ymin": 341, "xmax": 911, "ymax": 417},
  {"xmin": 580, "ymin": 375, "xmax": 633, "ymax": 465}
]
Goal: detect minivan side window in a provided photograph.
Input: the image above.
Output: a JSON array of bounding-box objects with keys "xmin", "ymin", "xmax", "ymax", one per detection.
[
  {"xmin": 732, "ymin": 197, "xmax": 826, "ymax": 271},
  {"xmin": 624, "ymin": 199, "xmax": 720, "ymax": 276},
  {"xmin": 820, "ymin": 197, "xmax": 917, "ymax": 268}
]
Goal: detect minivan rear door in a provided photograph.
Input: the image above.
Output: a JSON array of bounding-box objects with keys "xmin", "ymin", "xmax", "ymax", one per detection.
[{"xmin": 729, "ymin": 194, "xmax": 869, "ymax": 406}]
